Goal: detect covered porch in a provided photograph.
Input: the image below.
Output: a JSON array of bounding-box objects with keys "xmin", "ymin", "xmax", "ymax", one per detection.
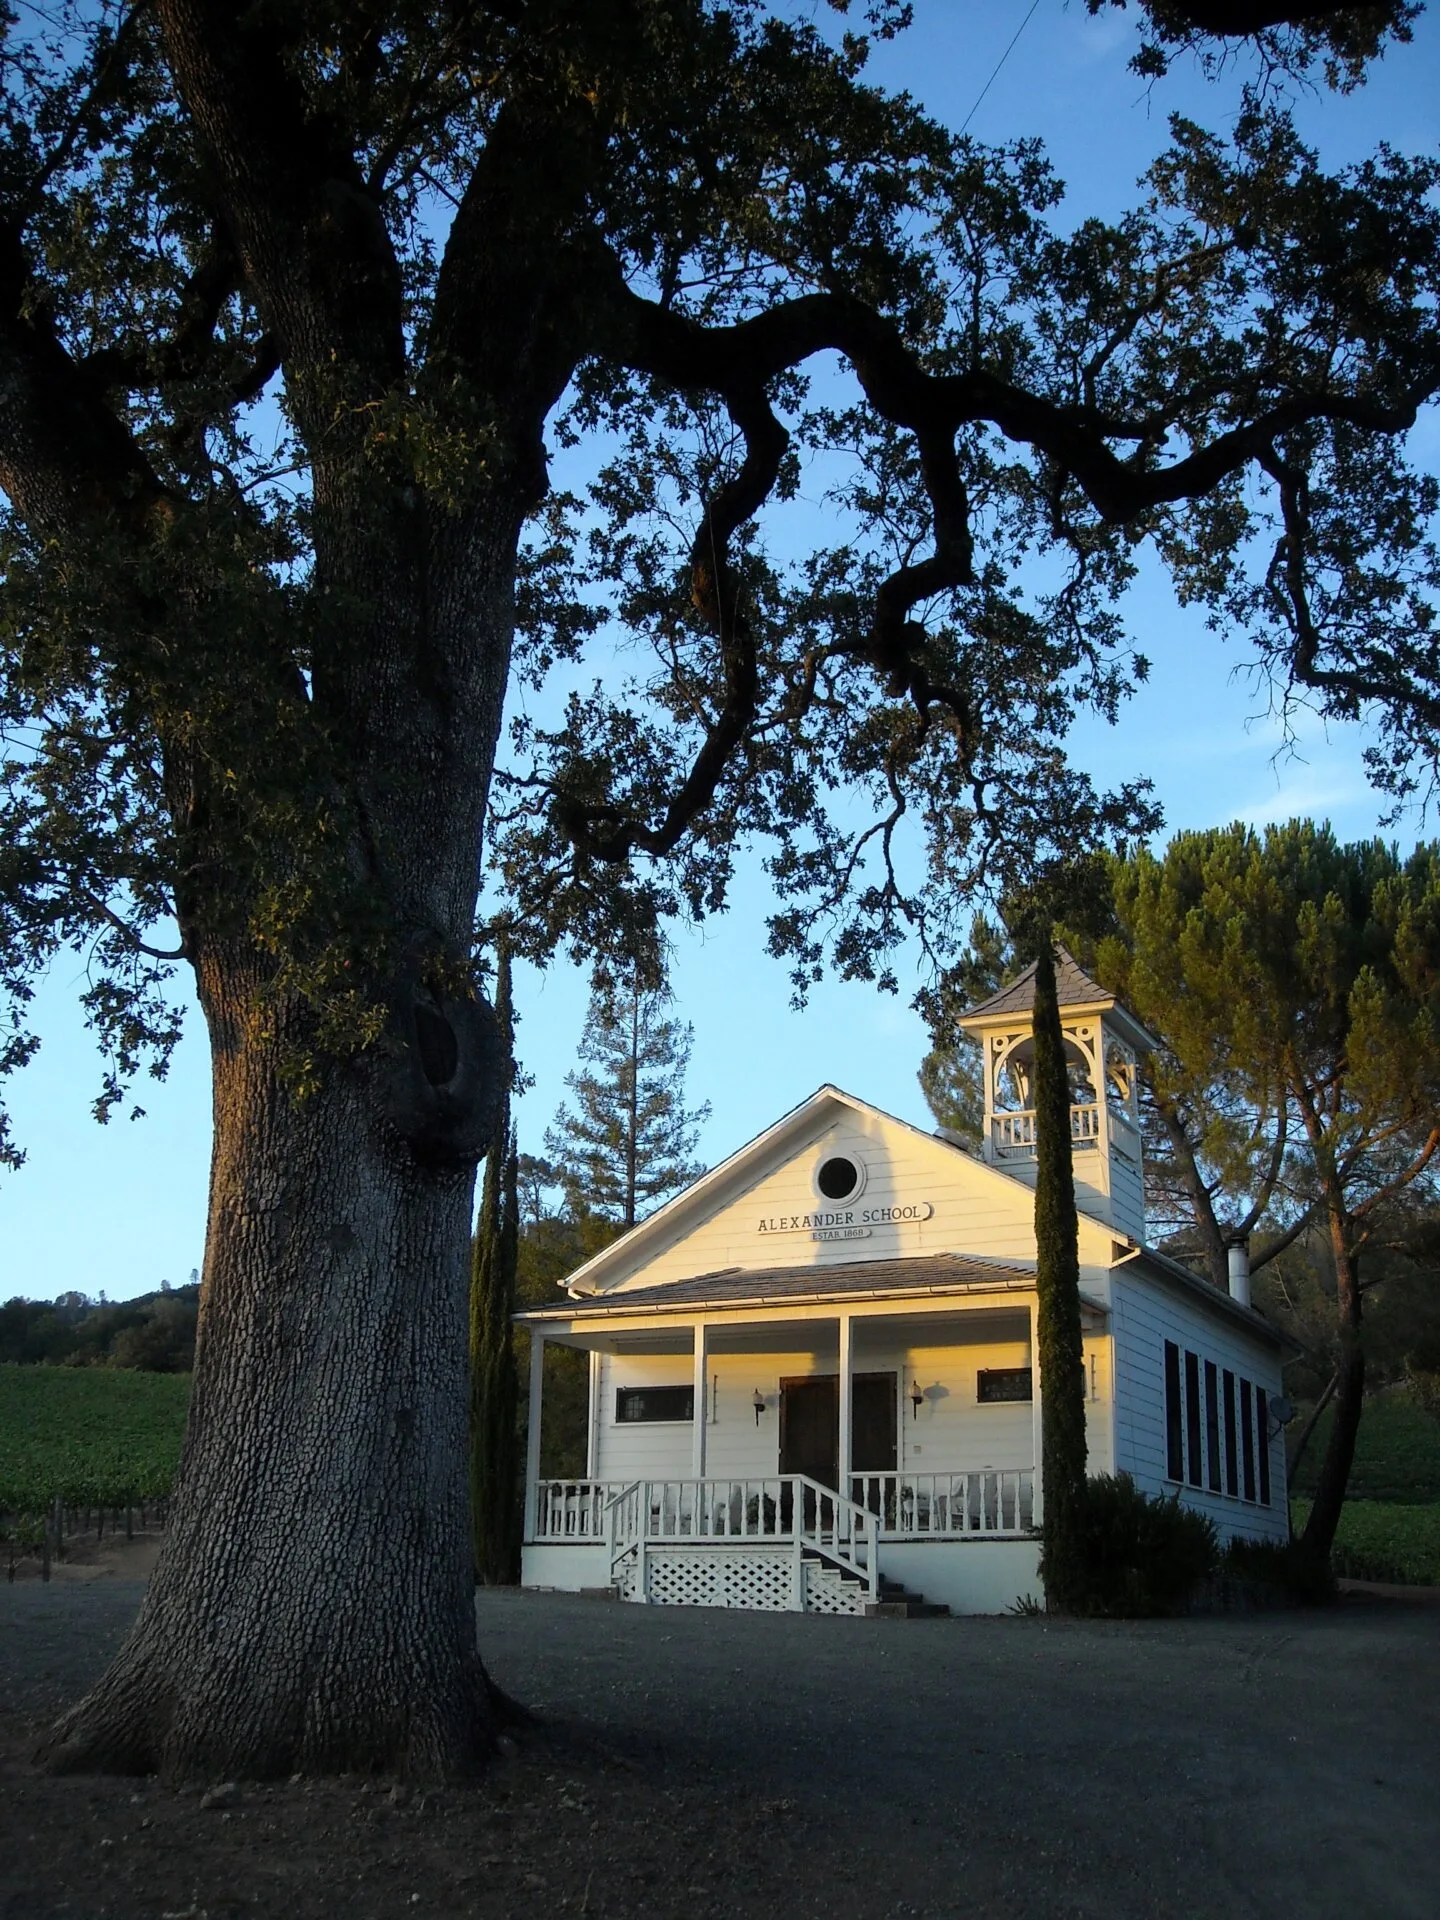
[{"xmin": 517, "ymin": 1263, "xmax": 1082, "ymax": 1614}]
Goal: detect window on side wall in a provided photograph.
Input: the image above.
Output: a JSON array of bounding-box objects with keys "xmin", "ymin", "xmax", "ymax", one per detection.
[
  {"xmin": 1184, "ymin": 1349, "xmax": 1203, "ymax": 1488},
  {"xmin": 1223, "ymin": 1370, "xmax": 1238, "ymax": 1497},
  {"xmin": 1164, "ymin": 1341, "xmax": 1184, "ymax": 1482},
  {"xmin": 1256, "ymin": 1387, "xmax": 1271, "ymax": 1505}
]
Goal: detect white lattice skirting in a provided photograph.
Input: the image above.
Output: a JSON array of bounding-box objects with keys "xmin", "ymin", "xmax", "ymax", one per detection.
[
  {"xmin": 802, "ymin": 1560, "xmax": 868, "ymax": 1615},
  {"xmin": 644, "ymin": 1547, "xmax": 795, "ymax": 1609},
  {"xmin": 616, "ymin": 1548, "xmax": 869, "ymax": 1613}
]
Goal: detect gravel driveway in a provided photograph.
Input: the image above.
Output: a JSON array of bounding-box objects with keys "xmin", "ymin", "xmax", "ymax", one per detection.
[
  {"xmin": 2, "ymin": 1579, "xmax": 1437, "ymax": 1918},
  {"xmin": 475, "ymin": 1587, "xmax": 1440, "ymax": 1918}
]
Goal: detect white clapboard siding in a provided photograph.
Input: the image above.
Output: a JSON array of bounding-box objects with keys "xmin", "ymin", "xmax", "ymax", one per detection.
[
  {"xmin": 1111, "ymin": 1269, "xmax": 1287, "ymax": 1543},
  {"xmin": 596, "ymin": 1352, "xmax": 700, "ymax": 1482},
  {"xmin": 1105, "ymin": 1138, "xmax": 1146, "ymax": 1247},
  {"xmin": 599, "ymin": 1106, "xmax": 1117, "ymax": 1296}
]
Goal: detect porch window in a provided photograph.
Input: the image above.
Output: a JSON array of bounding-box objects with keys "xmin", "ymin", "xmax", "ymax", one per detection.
[
  {"xmin": 976, "ymin": 1367, "xmax": 1033, "ymax": 1404},
  {"xmin": 615, "ymin": 1385, "xmax": 694, "ymax": 1423}
]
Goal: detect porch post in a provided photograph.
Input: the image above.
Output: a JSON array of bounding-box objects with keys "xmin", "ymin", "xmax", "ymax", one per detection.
[
  {"xmin": 1029, "ymin": 1297, "xmax": 1044, "ymax": 1529},
  {"xmin": 524, "ymin": 1331, "xmax": 545, "ymax": 1542},
  {"xmin": 586, "ymin": 1348, "xmax": 602, "ymax": 1481},
  {"xmin": 692, "ymin": 1321, "xmax": 709, "ymax": 1479},
  {"xmin": 837, "ymin": 1311, "xmax": 854, "ymax": 1501}
]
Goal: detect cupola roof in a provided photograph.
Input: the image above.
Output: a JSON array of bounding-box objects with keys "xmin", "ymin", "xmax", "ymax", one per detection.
[{"xmin": 958, "ymin": 945, "xmax": 1156, "ymax": 1053}]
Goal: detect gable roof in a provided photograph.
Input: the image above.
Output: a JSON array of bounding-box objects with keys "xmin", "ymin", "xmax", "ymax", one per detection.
[{"xmin": 959, "ymin": 946, "xmax": 1156, "ymax": 1051}]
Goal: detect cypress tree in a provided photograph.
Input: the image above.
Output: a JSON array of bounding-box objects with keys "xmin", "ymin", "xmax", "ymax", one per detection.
[
  {"xmin": 1031, "ymin": 935, "xmax": 1090, "ymax": 1611},
  {"xmin": 469, "ymin": 950, "xmax": 521, "ymax": 1586}
]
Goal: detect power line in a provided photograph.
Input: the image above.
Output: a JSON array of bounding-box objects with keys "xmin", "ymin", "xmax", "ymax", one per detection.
[{"xmin": 959, "ymin": 0, "xmax": 1044, "ymax": 135}]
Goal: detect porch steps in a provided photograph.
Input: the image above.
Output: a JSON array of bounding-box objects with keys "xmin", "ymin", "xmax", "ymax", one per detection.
[
  {"xmin": 802, "ymin": 1551, "xmax": 950, "ymax": 1620},
  {"xmin": 864, "ymin": 1574, "xmax": 950, "ymax": 1620}
]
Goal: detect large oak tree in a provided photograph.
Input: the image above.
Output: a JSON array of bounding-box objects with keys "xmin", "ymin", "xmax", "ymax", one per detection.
[{"xmin": 1, "ymin": 1, "xmax": 1438, "ymax": 1777}]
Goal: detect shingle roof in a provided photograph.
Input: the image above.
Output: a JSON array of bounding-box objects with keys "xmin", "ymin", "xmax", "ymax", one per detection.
[
  {"xmin": 959, "ymin": 945, "xmax": 1112, "ymax": 1022},
  {"xmin": 516, "ymin": 1250, "xmax": 1038, "ymax": 1319}
]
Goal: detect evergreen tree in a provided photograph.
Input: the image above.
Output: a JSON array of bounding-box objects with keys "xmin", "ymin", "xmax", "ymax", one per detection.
[
  {"xmin": 1029, "ymin": 937, "xmax": 1091, "ymax": 1613},
  {"xmin": 545, "ymin": 980, "xmax": 710, "ymax": 1229},
  {"xmin": 1096, "ymin": 824, "xmax": 1440, "ymax": 1562},
  {"xmin": 468, "ymin": 950, "xmax": 521, "ymax": 1587}
]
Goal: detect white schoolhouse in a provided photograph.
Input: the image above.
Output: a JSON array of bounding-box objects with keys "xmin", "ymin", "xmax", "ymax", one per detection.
[{"xmin": 516, "ymin": 953, "xmax": 1290, "ymax": 1615}]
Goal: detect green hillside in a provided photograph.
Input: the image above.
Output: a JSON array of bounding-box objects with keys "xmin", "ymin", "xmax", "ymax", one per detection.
[
  {"xmin": 1288, "ymin": 1388, "xmax": 1440, "ymax": 1504},
  {"xmin": 0, "ymin": 1364, "xmax": 190, "ymax": 1511},
  {"xmin": 1289, "ymin": 1498, "xmax": 1440, "ymax": 1587}
]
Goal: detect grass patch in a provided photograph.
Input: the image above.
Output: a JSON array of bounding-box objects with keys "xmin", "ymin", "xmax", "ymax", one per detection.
[
  {"xmin": 0, "ymin": 1364, "xmax": 190, "ymax": 1512},
  {"xmin": 1288, "ymin": 1388, "xmax": 1440, "ymax": 1504},
  {"xmin": 1290, "ymin": 1496, "xmax": 1440, "ymax": 1587}
]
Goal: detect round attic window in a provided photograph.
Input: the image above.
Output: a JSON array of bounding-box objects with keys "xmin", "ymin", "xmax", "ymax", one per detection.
[{"xmin": 815, "ymin": 1152, "xmax": 866, "ymax": 1202}]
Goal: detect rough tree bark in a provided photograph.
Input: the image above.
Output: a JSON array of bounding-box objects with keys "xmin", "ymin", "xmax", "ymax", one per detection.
[{"xmin": 49, "ymin": 974, "xmax": 497, "ymax": 1776}]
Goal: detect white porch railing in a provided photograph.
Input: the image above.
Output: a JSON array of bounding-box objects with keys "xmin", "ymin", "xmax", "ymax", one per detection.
[
  {"xmin": 992, "ymin": 1104, "xmax": 1101, "ymax": 1158},
  {"xmin": 849, "ymin": 1468, "xmax": 1033, "ymax": 1537},
  {"xmin": 531, "ymin": 1469, "xmax": 1034, "ymax": 1547},
  {"xmin": 533, "ymin": 1479, "xmax": 608, "ymax": 1541}
]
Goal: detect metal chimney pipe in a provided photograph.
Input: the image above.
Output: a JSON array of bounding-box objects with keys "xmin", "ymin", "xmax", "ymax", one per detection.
[{"xmin": 1227, "ymin": 1241, "xmax": 1251, "ymax": 1309}]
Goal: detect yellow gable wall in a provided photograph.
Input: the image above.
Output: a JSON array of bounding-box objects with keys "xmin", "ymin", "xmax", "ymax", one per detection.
[{"xmin": 598, "ymin": 1100, "xmax": 1117, "ymax": 1294}]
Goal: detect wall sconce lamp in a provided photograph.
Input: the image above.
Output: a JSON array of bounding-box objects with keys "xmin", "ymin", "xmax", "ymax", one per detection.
[
  {"xmin": 753, "ymin": 1389, "xmax": 766, "ymax": 1426},
  {"xmin": 910, "ymin": 1380, "xmax": 926, "ymax": 1421}
]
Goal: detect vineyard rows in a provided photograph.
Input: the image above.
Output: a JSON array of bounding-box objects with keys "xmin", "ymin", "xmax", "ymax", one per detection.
[{"xmin": 0, "ymin": 1363, "xmax": 190, "ymax": 1514}]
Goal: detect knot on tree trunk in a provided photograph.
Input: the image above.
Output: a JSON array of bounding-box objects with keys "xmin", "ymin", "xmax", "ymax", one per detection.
[{"xmin": 378, "ymin": 944, "xmax": 504, "ymax": 1169}]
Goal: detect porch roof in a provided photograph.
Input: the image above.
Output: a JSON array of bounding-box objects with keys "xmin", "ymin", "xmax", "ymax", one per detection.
[{"xmin": 515, "ymin": 1249, "xmax": 1043, "ymax": 1321}]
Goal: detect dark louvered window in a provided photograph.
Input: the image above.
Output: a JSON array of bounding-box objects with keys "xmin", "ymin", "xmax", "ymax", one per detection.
[
  {"xmin": 1256, "ymin": 1388, "xmax": 1271, "ymax": 1505},
  {"xmin": 1240, "ymin": 1379, "xmax": 1256, "ymax": 1501},
  {"xmin": 1184, "ymin": 1350, "xmax": 1203, "ymax": 1487},
  {"xmin": 1223, "ymin": 1370, "xmax": 1238, "ymax": 1497},
  {"xmin": 1205, "ymin": 1361, "xmax": 1222, "ymax": 1492},
  {"xmin": 1164, "ymin": 1341, "xmax": 1184, "ymax": 1481}
]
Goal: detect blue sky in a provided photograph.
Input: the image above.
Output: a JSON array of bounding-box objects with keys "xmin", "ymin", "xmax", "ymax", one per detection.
[{"xmin": 3, "ymin": 3, "xmax": 1439, "ymax": 1303}]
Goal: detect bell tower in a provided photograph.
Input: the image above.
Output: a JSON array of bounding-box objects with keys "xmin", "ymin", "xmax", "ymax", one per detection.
[{"xmin": 956, "ymin": 948, "xmax": 1154, "ymax": 1244}]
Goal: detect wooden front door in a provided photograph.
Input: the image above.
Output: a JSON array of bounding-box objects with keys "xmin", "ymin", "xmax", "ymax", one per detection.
[
  {"xmin": 779, "ymin": 1375, "xmax": 838, "ymax": 1488},
  {"xmin": 852, "ymin": 1371, "xmax": 898, "ymax": 1474}
]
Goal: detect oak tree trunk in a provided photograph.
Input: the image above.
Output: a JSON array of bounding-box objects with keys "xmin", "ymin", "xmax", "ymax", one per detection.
[{"xmin": 44, "ymin": 501, "xmax": 525, "ymax": 1780}]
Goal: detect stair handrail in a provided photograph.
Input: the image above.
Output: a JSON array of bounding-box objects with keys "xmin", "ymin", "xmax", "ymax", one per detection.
[
  {"xmin": 603, "ymin": 1480, "xmax": 644, "ymax": 1584},
  {"xmin": 790, "ymin": 1473, "xmax": 879, "ymax": 1600}
]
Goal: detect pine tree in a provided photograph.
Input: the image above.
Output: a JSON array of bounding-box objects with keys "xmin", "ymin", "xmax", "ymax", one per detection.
[
  {"xmin": 545, "ymin": 979, "xmax": 710, "ymax": 1229},
  {"xmin": 1030, "ymin": 937, "xmax": 1091, "ymax": 1613},
  {"xmin": 468, "ymin": 950, "xmax": 521, "ymax": 1587}
]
